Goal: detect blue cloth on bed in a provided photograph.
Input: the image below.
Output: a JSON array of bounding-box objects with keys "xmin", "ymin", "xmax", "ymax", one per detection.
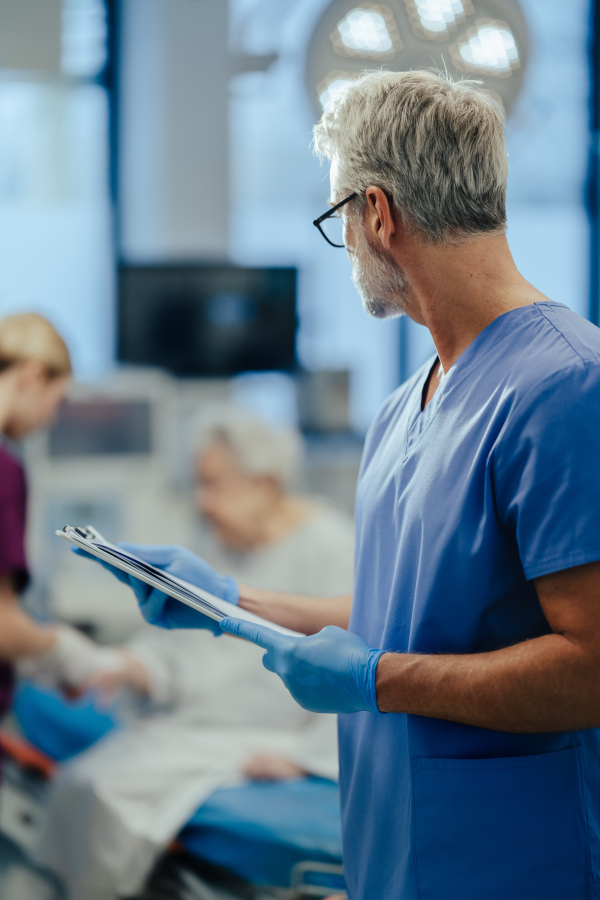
[
  {"xmin": 14, "ymin": 685, "xmax": 343, "ymax": 888},
  {"xmin": 14, "ymin": 682, "xmax": 119, "ymax": 761},
  {"xmin": 179, "ymin": 778, "xmax": 343, "ymax": 887}
]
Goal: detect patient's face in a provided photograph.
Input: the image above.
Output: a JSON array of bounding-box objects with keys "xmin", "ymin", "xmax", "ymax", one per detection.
[{"xmin": 196, "ymin": 441, "xmax": 278, "ymax": 551}]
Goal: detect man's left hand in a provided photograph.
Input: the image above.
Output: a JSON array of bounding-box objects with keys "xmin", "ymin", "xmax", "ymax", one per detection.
[{"xmin": 220, "ymin": 618, "xmax": 382, "ymax": 714}]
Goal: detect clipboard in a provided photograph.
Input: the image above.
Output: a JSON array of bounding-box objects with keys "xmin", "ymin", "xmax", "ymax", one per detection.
[{"xmin": 57, "ymin": 525, "xmax": 303, "ymax": 637}]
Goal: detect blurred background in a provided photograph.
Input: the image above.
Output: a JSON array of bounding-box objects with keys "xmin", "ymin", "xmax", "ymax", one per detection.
[
  {"xmin": 0, "ymin": 2, "xmax": 598, "ymax": 897},
  {"xmin": 0, "ymin": 0, "xmax": 595, "ymax": 645}
]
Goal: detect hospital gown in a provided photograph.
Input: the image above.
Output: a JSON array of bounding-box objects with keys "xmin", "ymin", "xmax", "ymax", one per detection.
[{"xmin": 36, "ymin": 504, "xmax": 354, "ymax": 900}]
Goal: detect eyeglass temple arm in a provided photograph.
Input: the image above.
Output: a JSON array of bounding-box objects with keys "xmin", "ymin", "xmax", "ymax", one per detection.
[{"xmin": 312, "ymin": 192, "xmax": 358, "ymax": 226}]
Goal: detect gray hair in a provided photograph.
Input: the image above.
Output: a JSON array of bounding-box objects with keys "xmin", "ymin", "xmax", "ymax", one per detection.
[
  {"xmin": 197, "ymin": 412, "xmax": 303, "ymax": 490},
  {"xmin": 313, "ymin": 69, "xmax": 508, "ymax": 244}
]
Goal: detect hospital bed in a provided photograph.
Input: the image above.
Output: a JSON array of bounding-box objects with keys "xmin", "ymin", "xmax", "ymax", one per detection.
[
  {"xmin": 2, "ymin": 683, "xmax": 346, "ymax": 899},
  {"xmin": 0, "ymin": 735, "xmax": 66, "ymax": 899}
]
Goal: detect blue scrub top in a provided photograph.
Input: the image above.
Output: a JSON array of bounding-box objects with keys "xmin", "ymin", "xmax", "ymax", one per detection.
[{"xmin": 340, "ymin": 302, "xmax": 600, "ymax": 900}]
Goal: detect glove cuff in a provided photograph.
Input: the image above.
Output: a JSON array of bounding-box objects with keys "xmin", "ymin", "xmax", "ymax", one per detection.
[{"xmin": 365, "ymin": 649, "xmax": 384, "ymax": 713}]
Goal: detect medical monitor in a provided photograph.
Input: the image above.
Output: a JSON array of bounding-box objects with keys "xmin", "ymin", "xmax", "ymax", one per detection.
[
  {"xmin": 118, "ymin": 264, "xmax": 297, "ymax": 377},
  {"xmin": 48, "ymin": 399, "xmax": 152, "ymax": 458}
]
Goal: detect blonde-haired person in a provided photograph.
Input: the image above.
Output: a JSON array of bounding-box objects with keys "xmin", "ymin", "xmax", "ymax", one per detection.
[{"xmin": 0, "ymin": 313, "xmax": 122, "ymax": 738}]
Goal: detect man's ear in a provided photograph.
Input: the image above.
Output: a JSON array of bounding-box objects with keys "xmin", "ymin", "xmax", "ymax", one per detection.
[{"xmin": 364, "ymin": 186, "xmax": 397, "ymax": 250}]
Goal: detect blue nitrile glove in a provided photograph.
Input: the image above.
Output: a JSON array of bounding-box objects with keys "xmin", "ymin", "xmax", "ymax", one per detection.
[
  {"xmin": 219, "ymin": 619, "xmax": 383, "ymax": 714},
  {"xmin": 74, "ymin": 544, "xmax": 238, "ymax": 633}
]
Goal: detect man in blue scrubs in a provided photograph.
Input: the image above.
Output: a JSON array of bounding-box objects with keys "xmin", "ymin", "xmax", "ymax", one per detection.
[{"xmin": 94, "ymin": 71, "xmax": 600, "ymax": 898}]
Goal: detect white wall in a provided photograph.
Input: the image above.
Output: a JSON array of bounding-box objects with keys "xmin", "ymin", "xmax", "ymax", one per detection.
[
  {"xmin": 119, "ymin": 0, "xmax": 229, "ymax": 260},
  {"xmin": 0, "ymin": 0, "xmax": 61, "ymax": 72}
]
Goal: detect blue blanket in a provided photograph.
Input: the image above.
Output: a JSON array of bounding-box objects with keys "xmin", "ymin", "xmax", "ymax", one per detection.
[
  {"xmin": 180, "ymin": 778, "xmax": 343, "ymax": 886},
  {"xmin": 14, "ymin": 682, "xmax": 119, "ymax": 761},
  {"xmin": 15, "ymin": 683, "xmax": 344, "ymax": 887}
]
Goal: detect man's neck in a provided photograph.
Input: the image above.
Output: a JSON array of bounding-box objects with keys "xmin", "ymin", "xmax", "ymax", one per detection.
[{"xmin": 399, "ymin": 232, "xmax": 549, "ymax": 375}]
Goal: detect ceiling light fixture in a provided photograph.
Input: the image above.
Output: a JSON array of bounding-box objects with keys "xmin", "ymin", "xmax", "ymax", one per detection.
[
  {"xmin": 317, "ymin": 71, "xmax": 359, "ymax": 111},
  {"xmin": 404, "ymin": 0, "xmax": 473, "ymax": 41},
  {"xmin": 306, "ymin": 0, "xmax": 527, "ymax": 121},
  {"xmin": 331, "ymin": 5, "xmax": 402, "ymax": 59},
  {"xmin": 452, "ymin": 19, "xmax": 520, "ymax": 77}
]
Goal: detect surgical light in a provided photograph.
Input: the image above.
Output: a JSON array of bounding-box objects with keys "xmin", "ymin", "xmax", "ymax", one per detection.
[
  {"xmin": 306, "ymin": 0, "xmax": 527, "ymax": 120},
  {"xmin": 452, "ymin": 19, "xmax": 520, "ymax": 76},
  {"xmin": 318, "ymin": 72, "xmax": 359, "ymax": 111},
  {"xmin": 404, "ymin": 0, "xmax": 473, "ymax": 41},
  {"xmin": 331, "ymin": 5, "xmax": 402, "ymax": 59}
]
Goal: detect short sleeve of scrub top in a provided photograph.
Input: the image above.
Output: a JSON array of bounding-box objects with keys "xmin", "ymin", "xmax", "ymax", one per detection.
[{"xmin": 492, "ymin": 364, "xmax": 600, "ymax": 580}]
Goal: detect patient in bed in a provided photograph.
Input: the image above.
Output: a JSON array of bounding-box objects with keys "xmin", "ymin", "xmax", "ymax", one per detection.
[{"xmin": 34, "ymin": 413, "xmax": 355, "ymax": 900}]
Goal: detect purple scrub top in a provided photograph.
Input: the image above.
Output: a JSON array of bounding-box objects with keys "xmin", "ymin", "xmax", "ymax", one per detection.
[{"xmin": 0, "ymin": 444, "xmax": 29, "ymax": 723}]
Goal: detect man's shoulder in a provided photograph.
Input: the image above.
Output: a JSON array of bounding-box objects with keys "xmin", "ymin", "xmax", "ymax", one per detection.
[
  {"xmin": 450, "ymin": 304, "xmax": 600, "ymax": 421},
  {"xmin": 484, "ymin": 309, "xmax": 600, "ymax": 463},
  {"xmin": 529, "ymin": 303, "xmax": 600, "ymax": 370},
  {"xmin": 506, "ymin": 305, "xmax": 600, "ymax": 405},
  {"xmin": 517, "ymin": 302, "xmax": 600, "ymax": 372}
]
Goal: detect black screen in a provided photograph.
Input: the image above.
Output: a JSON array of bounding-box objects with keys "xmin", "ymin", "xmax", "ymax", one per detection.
[{"xmin": 118, "ymin": 264, "xmax": 297, "ymax": 377}]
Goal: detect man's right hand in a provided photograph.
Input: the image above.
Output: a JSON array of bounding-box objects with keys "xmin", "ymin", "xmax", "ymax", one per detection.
[
  {"xmin": 75, "ymin": 543, "xmax": 239, "ymax": 633},
  {"xmin": 220, "ymin": 618, "xmax": 382, "ymax": 713}
]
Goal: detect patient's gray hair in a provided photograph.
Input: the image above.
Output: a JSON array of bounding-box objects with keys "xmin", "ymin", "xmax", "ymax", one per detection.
[
  {"xmin": 198, "ymin": 413, "xmax": 303, "ymax": 490},
  {"xmin": 313, "ymin": 69, "xmax": 508, "ymax": 244}
]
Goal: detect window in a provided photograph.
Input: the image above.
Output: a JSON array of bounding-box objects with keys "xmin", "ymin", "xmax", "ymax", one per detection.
[{"xmin": 0, "ymin": 0, "xmax": 113, "ymax": 378}]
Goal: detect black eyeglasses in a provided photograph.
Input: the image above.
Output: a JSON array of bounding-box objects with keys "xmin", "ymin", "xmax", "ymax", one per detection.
[{"xmin": 312, "ymin": 192, "xmax": 358, "ymax": 247}]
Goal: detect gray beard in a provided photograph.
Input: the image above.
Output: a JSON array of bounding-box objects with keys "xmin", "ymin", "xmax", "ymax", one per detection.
[{"xmin": 350, "ymin": 226, "xmax": 412, "ymax": 319}]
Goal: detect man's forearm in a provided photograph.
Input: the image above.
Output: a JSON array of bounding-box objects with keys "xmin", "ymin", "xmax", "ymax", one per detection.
[
  {"xmin": 238, "ymin": 588, "xmax": 352, "ymax": 635},
  {"xmin": 376, "ymin": 632, "xmax": 600, "ymax": 732}
]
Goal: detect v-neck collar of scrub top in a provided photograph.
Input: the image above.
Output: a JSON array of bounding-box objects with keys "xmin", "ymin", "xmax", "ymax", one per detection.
[{"xmin": 406, "ymin": 300, "xmax": 568, "ymax": 455}]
